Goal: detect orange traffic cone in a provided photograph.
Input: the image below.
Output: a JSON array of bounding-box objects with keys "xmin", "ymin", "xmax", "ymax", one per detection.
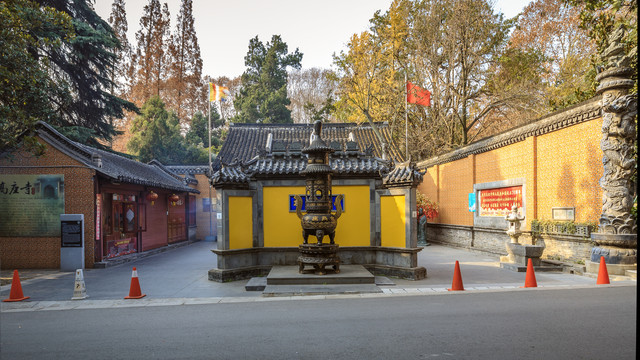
[
  {"xmin": 522, "ymin": 258, "xmax": 538, "ymax": 288},
  {"xmin": 3, "ymin": 270, "xmax": 30, "ymax": 302},
  {"xmin": 448, "ymin": 260, "xmax": 464, "ymax": 291},
  {"xmin": 596, "ymin": 256, "xmax": 610, "ymax": 285},
  {"xmin": 124, "ymin": 267, "xmax": 146, "ymax": 299}
]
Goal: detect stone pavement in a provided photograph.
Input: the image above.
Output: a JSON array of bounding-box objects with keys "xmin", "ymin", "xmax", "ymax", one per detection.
[{"xmin": 2, "ymin": 240, "xmax": 636, "ymax": 312}]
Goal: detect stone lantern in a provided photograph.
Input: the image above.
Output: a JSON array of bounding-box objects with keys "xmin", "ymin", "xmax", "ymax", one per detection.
[
  {"xmin": 501, "ymin": 205, "xmax": 545, "ymax": 269},
  {"xmin": 295, "ymin": 120, "xmax": 343, "ymax": 275}
]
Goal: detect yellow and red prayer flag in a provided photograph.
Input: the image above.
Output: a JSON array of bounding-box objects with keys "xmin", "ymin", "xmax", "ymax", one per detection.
[{"xmin": 209, "ymin": 83, "xmax": 230, "ymax": 102}]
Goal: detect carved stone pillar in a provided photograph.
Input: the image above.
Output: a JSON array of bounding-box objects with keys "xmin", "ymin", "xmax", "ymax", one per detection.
[{"xmin": 588, "ymin": 66, "xmax": 637, "ymax": 275}]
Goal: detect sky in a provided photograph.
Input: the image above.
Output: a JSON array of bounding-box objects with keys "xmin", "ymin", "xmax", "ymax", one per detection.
[{"xmin": 94, "ymin": 0, "xmax": 532, "ymax": 79}]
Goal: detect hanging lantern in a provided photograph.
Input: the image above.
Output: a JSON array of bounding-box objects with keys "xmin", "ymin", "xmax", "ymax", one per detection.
[
  {"xmin": 169, "ymin": 194, "xmax": 180, "ymax": 206},
  {"xmin": 146, "ymin": 191, "xmax": 158, "ymax": 205}
]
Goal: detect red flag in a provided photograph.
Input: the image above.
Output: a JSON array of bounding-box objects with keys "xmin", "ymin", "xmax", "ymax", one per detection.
[{"xmin": 406, "ymin": 81, "xmax": 431, "ymax": 106}]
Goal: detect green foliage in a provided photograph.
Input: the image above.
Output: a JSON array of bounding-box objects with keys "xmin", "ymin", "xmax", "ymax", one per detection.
[
  {"xmin": 0, "ymin": 0, "xmax": 73, "ymax": 153},
  {"xmin": 127, "ymin": 96, "xmax": 203, "ymax": 164},
  {"xmin": 568, "ymin": 0, "xmax": 637, "ymax": 90},
  {"xmin": 185, "ymin": 110, "xmax": 224, "ymax": 156},
  {"xmin": 530, "ymin": 219, "xmax": 598, "ymax": 236},
  {"xmin": 0, "ymin": 0, "xmax": 137, "ymax": 154},
  {"xmin": 233, "ymin": 35, "xmax": 303, "ymax": 124}
]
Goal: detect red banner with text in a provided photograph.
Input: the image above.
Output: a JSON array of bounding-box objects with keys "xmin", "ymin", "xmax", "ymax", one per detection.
[{"xmin": 479, "ymin": 186, "xmax": 523, "ymax": 217}]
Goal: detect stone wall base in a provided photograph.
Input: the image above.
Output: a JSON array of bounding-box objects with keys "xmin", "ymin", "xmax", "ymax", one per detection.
[
  {"xmin": 427, "ymin": 224, "xmax": 595, "ymax": 265},
  {"xmin": 209, "ymin": 246, "xmax": 425, "ymax": 282},
  {"xmin": 585, "ymin": 260, "xmax": 637, "ymax": 276}
]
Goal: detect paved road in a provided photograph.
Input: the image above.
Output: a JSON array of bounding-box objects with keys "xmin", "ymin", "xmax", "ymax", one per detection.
[
  {"xmin": 1, "ymin": 240, "xmax": 636, "ymax": 307},
  {"xmin": 1, "ymin": 286, "xmax": 636, "ymax": 359}
]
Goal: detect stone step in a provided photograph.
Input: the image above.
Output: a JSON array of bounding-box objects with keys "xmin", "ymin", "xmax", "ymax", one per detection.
[
  {"xmin": 624, "ymin": 269, "xmax": 636, "ymax": 279},
  {"xmin": 266, "ymin": 265, "xmax": 375, "ymax": 285},
  {"xmin": 262, "ymin": 284, "xmax": 382, "ymax": 297}
]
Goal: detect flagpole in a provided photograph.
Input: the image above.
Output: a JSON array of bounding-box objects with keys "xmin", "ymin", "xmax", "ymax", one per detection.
[
  {"xmin": 405, "ymin": 73, "xmax": 409, "ymax": 161},
  {"xmin": 206, "ymin": 88, "xmax": 214, "ymax": 242}
]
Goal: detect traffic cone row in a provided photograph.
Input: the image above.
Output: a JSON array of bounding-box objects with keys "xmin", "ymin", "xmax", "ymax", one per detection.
[
  {"xmin": 0, "ymin": 257, "xmax": 617, "ymax": 302},
  {"xmin": 447, "ymin": 256, "xmax": 612, "ymax": 291},
  {"xmin": 3, "ymin": 267, "xmax": 148, "ymax": 302}
]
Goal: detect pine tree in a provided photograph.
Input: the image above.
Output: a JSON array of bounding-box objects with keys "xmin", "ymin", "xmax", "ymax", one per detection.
[
  {"xmin": 167, "ymin": 0, "xmax": 203, "ymax": 125},
  {"xmin": 1, "ymin": 0, "xmax": 137, "ymax": 151},
  {"xmin": 131, "ymin": 0, "xmax": 171, "ymax": 106},
  {"xmin": 233, "ymin": 35, "xmax": 303, "ymax": 123}
]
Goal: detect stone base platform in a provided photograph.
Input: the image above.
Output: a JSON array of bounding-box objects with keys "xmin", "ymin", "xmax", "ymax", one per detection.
[
  {"xmin": 247, "ymin": 265, "xmax": 384, "ymax": 296},
  {"xmin": 585, "ymin": 260, "xmax": 637, "ymax": 276},
  {"xmin": 499, "ymin": 262, "xmax": 563, "ymax": 273}
]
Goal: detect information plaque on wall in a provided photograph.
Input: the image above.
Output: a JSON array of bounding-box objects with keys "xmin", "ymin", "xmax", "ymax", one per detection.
[
  {"xmin": 552, "ymin": 207, "xmax": 575, "ymax": 221},
  {"xmin": 61, "ymin": 220, "xmax": 83, "ymax": 247}
]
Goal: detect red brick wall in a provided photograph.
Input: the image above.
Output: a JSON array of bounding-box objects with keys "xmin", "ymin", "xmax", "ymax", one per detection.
[{"xmin": 0, "ymin": 139, "xmax": 96, "ymax": 269}]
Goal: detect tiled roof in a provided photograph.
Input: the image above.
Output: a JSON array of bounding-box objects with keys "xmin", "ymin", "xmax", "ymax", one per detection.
[
  {"xmin": 35, "ymin": 122, "xmax": 198, "ymax": 194},
  {"xmin": 211, "ymin": 151, "xmax": 420, "ymax": 187},
  {"xmin": 383, "ymin": 161, "xmax": 424, "ymax": 187},
  {"xmin": 217, "ymin": 122, "xmax": 404, "ymax": 165}
]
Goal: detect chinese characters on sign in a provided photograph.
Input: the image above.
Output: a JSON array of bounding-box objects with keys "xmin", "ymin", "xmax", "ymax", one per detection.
[
  {"xmin": 479, "ymin": 186, "xmax": 522, "ymax": 217},
  {"xmin": 0, "ymin": 175, "xmax": 65, "ymax": 236}
]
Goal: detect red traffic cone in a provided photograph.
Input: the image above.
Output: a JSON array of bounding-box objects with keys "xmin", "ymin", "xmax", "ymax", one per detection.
[
  {"xmin": 3, "ymin": 270, "xmax": 30, "ymax": 302},
  {"xmin": 124, "ymin": 267, "xmax": 146, "ymax": 299},
  {"xmin": 596, "ymin": 256, "xmax": 610, "ymax": 285},
  {"xmin": 522, "ymin": 258, "xmax": 538, "ymax": 288},
  {"xmin": 448, "ymin": 260, "xmax": 464, "ymax": 291}
]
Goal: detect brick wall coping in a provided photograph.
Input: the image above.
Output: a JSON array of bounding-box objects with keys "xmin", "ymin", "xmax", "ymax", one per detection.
[{"xmin": 416, "ymin": 97, "xmax": 601, "ymax": 169}]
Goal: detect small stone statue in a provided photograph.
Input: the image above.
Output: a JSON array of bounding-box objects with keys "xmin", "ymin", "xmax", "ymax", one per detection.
[{"xmin": 417, "ymin": 208, "xmax": 430, "ymax": 246}]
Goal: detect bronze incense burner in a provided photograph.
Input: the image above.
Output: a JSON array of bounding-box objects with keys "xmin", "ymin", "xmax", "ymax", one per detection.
[{"xmin": 295, "ymin": 120, "xmax": 343, "ymax": 274}]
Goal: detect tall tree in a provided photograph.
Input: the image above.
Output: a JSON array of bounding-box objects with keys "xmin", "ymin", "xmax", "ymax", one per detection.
[
  {"xmin": 333, "ymin": 1, "xmax": 409, "ymax": 155},
  {"xmin": 127, "ymin": 96, "xmax": 203, "ymax": 163},
  {"xmin": 233, "ymin": 35, "xmax": 303, "ymax": 123},
  {"xmin": 288, "ymin": 68, "xmax": 338, "ymax": 123},
  {"xmin": 0, "ymin": 0, "xmax": 73, "ymax": 153},
  {"xmin": 568, "ymin": 0, "xmax": 637, "ymax": 90},
  {"xmin": 131, "ymin": 0, "xmax": 171, "ymax": 106},
  {"xmin": 107, "ymin": 0, "xmax": 132, "ymax": 101},
  {"xmin": 166, "ymin": 0, "xmax": 203, "ymax": 125},
  {"xmin": 1, "ymin": 0, "xmax": 136, "ymax": 153},
  {"xmin": 334, "ymin": 0, "xmax": 520, "ymax": 159},
  {"xmin": 509, "ymin": 0, "xmax": 597, "ymax": 110}
]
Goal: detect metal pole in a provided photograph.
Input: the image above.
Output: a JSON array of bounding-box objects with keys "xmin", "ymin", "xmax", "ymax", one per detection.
[
  {"xmin": 405, "ymin": 73, "xmax": 408, "ymax": 161},
  {"xmin": 207, "ymin": 97, "xmax": 214, "ymax": 241}
]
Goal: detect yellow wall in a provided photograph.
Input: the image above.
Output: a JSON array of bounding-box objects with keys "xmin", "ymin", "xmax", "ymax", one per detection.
[
  {"xmin": 536, "ymin": 120, "xmax": 602, "ymax": 223},
  {"xmin": 333, "ymin": 185, "xmax": 370, "ymax": 246},
  {"xmin": 228, "ymin": 196, "xmax": 253, "ymax": 249},
  {"xmin": 380, "ymin": 195, "xmax": 406, "ymax": 247},
  {"xmin": 263, "ymin": 185, "xmax": 371, "ymax": 247},
  {"xmin": 419, "ymin": 117, "xmax": 604, "ymax": 229},
  {"xmin": 263, "ymin": 186, "xmax": 306, "ymax": 247}
]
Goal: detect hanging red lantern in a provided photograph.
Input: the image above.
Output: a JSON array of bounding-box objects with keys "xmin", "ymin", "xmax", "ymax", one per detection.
[
  {"xmin": 169, "ymin": 194, "xmax": 180, "ymax": 206},
  {"xmin": 146, "ymin": 191, "xmax": 158, "ymax": 205}
]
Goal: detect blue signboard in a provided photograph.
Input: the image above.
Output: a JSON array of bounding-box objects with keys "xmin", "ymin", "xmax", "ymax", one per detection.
[
  {"xmin": 289, "ymin": 195, "xmax": 344, "ymax": 212},
  {"xmin": 468, "ymin": 193, "xmax": 476, "ymax": 212}
]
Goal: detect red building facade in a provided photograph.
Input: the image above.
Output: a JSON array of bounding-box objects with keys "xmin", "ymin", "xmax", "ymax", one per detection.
[{"xmin": 0, "ymin": 122, "xmax": 199, "ymax": 269}]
